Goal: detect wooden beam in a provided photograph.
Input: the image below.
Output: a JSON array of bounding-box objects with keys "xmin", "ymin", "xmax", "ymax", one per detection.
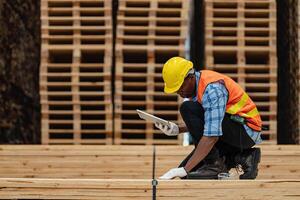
[{"xmin": 0, "ymin": 178, "xmax": 299, "ymax": 199}]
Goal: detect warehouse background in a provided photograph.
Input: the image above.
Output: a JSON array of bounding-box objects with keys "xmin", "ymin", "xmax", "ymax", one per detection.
[{"xmin": 0, "ymin": 0, "xmax": 298, "ymax": 144}]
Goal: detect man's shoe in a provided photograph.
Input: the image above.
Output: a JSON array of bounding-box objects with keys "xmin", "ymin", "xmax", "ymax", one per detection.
[
  {"xmin": 235, "ymin": 148, "xmax": 261, "ymax": 179},
  {"xmin": 186, "ymin": 157, "xmax": 228, "ymax": 179},
  {"xmin": 225, "ymin": 154, "xmax": 236, "ymax": 171}
]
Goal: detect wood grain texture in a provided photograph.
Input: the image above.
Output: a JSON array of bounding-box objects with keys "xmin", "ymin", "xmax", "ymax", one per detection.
[
  {"xmin": 0, "ymin": 145, "xmax": 299, "ymax": 179},
  {"xmin": 0, "ymin": 178, "xmax": 299, "ymax": 199}
]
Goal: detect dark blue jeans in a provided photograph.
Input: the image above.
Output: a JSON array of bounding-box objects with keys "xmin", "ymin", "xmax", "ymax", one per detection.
[{"xmin": 178, "ymin": 101, "xmax": 255, "ymax": 170}]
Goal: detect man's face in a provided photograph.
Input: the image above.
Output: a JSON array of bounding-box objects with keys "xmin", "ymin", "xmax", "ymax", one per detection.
[{"xmin": 176, "ymin": 74, "xmax": 196, "ymax": 98}]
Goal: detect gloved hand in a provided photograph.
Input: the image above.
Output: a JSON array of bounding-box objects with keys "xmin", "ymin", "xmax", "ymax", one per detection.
[
  {"xmin": 159, "ymin": 167, "xmax": 187, "ymax": 180},
  {"xmin": 155, "ymin": 122, "xmax": 179, "ymax": 136}
]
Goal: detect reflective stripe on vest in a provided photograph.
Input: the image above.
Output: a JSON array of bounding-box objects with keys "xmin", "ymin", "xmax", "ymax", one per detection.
[
  {"xmin": 241, "ymin": 107, "xmax": 260, "ymax": 118},
  {"xmin": 227, "ymin": 93, "xmax": 249, "ymax": 115},
  {"xmin": 197, "ymin": 70, "xmax": 262, "ymax": 131}
]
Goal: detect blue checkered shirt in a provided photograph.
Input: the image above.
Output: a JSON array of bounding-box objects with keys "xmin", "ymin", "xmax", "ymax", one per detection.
[{"xmin": 189, "ymin": 72, "xmax": 262, "ymax": 144}]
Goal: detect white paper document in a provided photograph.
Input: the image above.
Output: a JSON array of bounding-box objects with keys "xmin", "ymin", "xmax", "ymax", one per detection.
[{"xmin": 136, "ymin": 109, "xmax": 170, "ymax": 127}]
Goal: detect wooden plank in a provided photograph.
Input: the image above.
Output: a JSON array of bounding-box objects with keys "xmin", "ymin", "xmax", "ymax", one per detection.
[
  {"xmin": 0, "ymin": 178, "xmax": 152, "ymax": 199},
  {"xmin": 0, "ymin": 145, "xmax": 299, "ymax": 179},
  {"xmin": 0, "ymin": 178, "xmax": 298, "ymax": 200}
]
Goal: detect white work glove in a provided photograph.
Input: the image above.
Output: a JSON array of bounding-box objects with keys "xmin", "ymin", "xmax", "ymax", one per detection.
[
  {"xmin": 155, "ymin": 122, "xmax": 179, "ymax": 136},
  {"xmin": 159, "ymin": 167, "xmax": 187, "ymax": 180}
]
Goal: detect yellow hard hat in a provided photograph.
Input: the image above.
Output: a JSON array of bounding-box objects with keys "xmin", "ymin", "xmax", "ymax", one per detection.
[{"xmin": 162, "ymin": 57, "xmax": 193, "ymax": 94}]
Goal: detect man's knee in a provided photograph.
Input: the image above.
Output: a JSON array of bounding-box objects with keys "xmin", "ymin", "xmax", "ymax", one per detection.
[
  {"xmin": 180, "ymin": 101, "xmax": 205, "ymax": 144},
  {"xmin": 180, "ymin": 101, "xmax": 203, "ymax": 119},
  {"xmin": 180, "ymin": 101, "xmax": 194, "ymax": 115}
]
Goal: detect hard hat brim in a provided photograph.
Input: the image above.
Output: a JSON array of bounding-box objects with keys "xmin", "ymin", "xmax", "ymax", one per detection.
[{"xmin": 164, "ymin": 80, "xmax": 183, "ymax": 94}]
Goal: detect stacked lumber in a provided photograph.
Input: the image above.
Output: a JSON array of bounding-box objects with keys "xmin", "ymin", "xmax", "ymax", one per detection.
[
  {"xmin": 0, "ymin": 178, "xmax": 299, "ymax": 199},
  {"xmin": 40, "ymin": 0, "xmax": 113, "ymax": 144},
  {"xmin": 0, "ymin": 145, "xmax": 299, "ymax": 179},
  {"xmin": 114, "ymin": 0, "xmax": 191, "ymax": 144},
  {"xmin": 0, "ymin": 145, "xmax": 299, "ymax": 200},
  {"xmin": 204, "ymin": 0, "xmax": 277, "ymax": 141}
]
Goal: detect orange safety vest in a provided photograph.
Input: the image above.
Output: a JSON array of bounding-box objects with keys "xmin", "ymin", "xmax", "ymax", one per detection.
[{"xmin": 197, "ymin": 70, "xmax": 262, "ymax": 131}]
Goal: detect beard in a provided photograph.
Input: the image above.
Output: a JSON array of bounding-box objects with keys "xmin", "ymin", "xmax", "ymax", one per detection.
[
  {"xmin": 177, "ymin": 76, "xmax": 196, "ymax": 98},
  {"xmin": 179, "ymin": 92, "xmax": 193, "ymax": 98},
  {"xmin": 178, "ymin": 87, "xmax": 195, "ymax": 98}
]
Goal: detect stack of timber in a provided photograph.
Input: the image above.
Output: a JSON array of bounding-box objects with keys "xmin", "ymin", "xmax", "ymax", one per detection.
[
  {"xmin": 204, "ymin": 0, "xmax": 277, "ymax": 142},
  {"xmin": 114, "ymin": 0, "xmax": 191, "ymax": 144},
  {"xmin": 40, "ymin": 0, "xmax": 113, "ymax": 144},
  {"xmin": 0, "ymin": 145, "xmax": 299, "ymax": 179},
  {"xmin": 0, "ymin": 145, "xmax": 299, "ymax": 199}
]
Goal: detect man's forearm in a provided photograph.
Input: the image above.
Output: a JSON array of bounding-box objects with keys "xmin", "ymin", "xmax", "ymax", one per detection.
[{"xmin": 184, "ymin": 136, "xmax": 219, "ymax": 172}]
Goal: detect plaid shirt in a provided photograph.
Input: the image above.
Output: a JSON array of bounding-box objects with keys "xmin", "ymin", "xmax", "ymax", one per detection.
[{"xmin": 190, "ymin": 72, "xmax": 262, "ymax": 144}]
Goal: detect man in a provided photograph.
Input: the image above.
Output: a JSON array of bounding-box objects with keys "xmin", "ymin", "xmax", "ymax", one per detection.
[{"xmin": 156, "ymin": 57, "xmax": 262, "ymax": 180}]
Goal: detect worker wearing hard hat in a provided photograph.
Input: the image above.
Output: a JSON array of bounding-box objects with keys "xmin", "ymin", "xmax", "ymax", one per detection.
[{"xmin": 157, "ymin": 57, "xmax": 262, "ymax": 180}]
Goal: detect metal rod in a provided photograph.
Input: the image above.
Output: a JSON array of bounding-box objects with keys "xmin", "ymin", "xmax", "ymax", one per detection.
[
  {"xmin": 152, "ymin": 145, "xmax": 156, "ymax": 179},
  {"xmin": 152, "ymin": 145, "xmax": 157, "ymax": 200}
]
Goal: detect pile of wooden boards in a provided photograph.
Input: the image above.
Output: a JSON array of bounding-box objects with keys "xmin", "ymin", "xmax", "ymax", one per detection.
[
  {"xmin": 0, "ymin": 178, "xmax": 299, "ymax": 199},
  {"xmin": 0, "ymin": 145, "xmax": 299, "ymax": 179},
  {"xmin": 0, "ymin": 145, "xmax": 299, "ymax": 199}
]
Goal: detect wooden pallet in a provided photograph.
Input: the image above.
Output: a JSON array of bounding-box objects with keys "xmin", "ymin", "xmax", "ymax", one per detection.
[
  {"xmin": 204, "ymin": 0, "xmax": 277, "ymax": 141},
  {"xmin": 0, "ymin": 145, "xmax": 299, "ymax": 179},
  {"xmin": 114, "ymin": 0, "xmax": 191, "ymax": 144},
  {"xmin": 114, "ymin": 55, "xmax": 184, "ymax": 145},
  {"xmin": 40, "ymin": 0, "xmax": 113, "ymax": 144},
  {"xmin": 116, "ymin": 0, "xmax": 188, "ymax": 50}
]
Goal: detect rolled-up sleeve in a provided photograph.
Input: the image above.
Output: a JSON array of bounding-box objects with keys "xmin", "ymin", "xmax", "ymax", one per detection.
[{"xmin": 201, "ymin": 83, "xmax": 228, "ymax": 136}]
